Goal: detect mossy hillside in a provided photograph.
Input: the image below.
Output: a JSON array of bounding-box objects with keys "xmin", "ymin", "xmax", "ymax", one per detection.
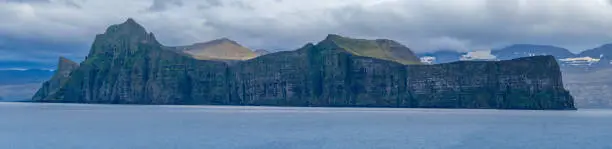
[{"xmin": 324, "ymin": 34, "xmax": 421, "ymax": 65}]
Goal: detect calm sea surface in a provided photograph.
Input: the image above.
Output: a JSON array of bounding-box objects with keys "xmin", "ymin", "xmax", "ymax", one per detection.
[{"xmin": 1, "ymin": 102, "xmax": 611, "ymax": 149}]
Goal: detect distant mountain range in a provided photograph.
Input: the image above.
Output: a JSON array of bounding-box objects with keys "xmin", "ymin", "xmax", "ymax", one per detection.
[
  {"xmin": 0, "ymin": 61, "xmax": 53, "ymax": 70},
  {"xmin": 0, "ymin": 69, "xmax": 53, "ymax": 85},
  {"xmin": 29, "ymin": 19, "xmax": 574, "ymax": 110},
  {"xmin": 418, "ymin": 44, "xmax": 612, "ymax": 72},
  {"xmin": 171, "ymin": 38, "xmax": 258, "ymax": 61},
  {"xmin": 0, "ymin": 66, "xmax": 54, "ymax": 101}
]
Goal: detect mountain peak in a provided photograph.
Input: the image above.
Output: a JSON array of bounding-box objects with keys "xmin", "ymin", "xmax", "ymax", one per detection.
[
  {"xmin": 208, "ymin": 38, "xmax": 239, "ymax": 45},
  {"xmin": 58, "ymin": 57, "xmax": 77, "ymax": 67},
  {"xmin": 324, "ymin": 34, "xmax": 344, "ymax": 41},
  {"xmin": 103, "ymin": 18, "xmax": 147, "ymax": 37},
  {"xmin": 120, "ymin": 18, "xmax": 143, "ymax": 29},
  {"xmin": 177, "ymin": 38, "xmax": 257, "ymax": 60},
  {"xmin": 32, "ymin": 56, "xmax": 79, "ymax": 101},
  {"xmin": 125, "ymin": 18, "xmax": 137, "ymax": 24}
]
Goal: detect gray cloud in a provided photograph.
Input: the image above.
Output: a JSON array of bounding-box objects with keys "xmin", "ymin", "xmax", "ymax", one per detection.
[
  {"xmin": 2, "ymin": 0, "xmax": 612, "ymax": 68},
  {"xmin": 64, "ymin": 0, "xmax": 81, "ymax": 9},
  {"xmin": 197, "ymin": 0, "xmax": 222, "ymax": 9},
  {"xmin": 3, "ymin": 0, "xmax": 49, "ymax": 3},
  {"xmin": 148, "ymin": 0, "xmax": 183, "ymax": 12}
]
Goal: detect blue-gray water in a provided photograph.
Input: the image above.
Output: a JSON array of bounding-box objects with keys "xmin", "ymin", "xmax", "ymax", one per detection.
[{"xmin": 1, "ymin": 102, "xmax": 611, "ymax": 149}]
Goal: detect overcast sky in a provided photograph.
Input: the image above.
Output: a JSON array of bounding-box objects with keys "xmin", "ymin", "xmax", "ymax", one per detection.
[{"xmin": 2, "ymin": 0, "xmax": 612, "ymax": 68}]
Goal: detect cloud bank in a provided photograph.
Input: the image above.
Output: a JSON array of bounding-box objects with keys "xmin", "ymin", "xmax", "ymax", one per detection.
[{"xmin": 1, "ymin": 0, "xmax": 612, "ymax": 68}]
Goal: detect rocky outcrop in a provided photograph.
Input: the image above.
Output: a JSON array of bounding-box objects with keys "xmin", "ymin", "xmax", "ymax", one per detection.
[
  {"xmin": 32, "ymin": 57, "xmax": 79, "ymax": 101},
  {"xmin": 33, "ymin": 19, "xmax": 575, "ymax": 110}
]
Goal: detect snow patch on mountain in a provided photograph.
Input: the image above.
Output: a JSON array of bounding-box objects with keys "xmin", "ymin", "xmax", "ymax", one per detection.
[
  {"xmin": 559, "ymin": 57, "xmax": 600, "ymax": 66},
  {"xmin": 420, "ymin": 56, "xmax": 436, "ymax": 64},
  {"xmin": 460, "ymin": 50, "xmax": 497, "ymax": 61}
]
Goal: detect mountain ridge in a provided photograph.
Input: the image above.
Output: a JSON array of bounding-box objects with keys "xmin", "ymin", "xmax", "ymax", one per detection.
[{"xmin": 173, "ymin": 38, "xmax": 257, "ymax": 61}]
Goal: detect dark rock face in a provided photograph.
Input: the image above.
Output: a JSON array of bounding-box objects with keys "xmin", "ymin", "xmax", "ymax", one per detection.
[
  {"xmin": 230, "ymin": 45, "xmax": 314, "ymax": 106},
  {"xmin": 407, "ymin": 56, "xmax": 574, "ymax": 109},
  {"xmin": 231, "ymin": 40, "xmax": 410, "ymax": 107},
  {"xmin": 33, "ymin": 19, "xmax": 575, "ymax": 110},
  {"xmin": 32, "ymin": 57, "xmax": 79, "ymax": 101}
]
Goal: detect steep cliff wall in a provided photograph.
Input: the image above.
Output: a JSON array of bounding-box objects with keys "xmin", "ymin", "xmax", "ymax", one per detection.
[
  {"xmin": 230, "ymin": 40, "xmax": 409, "ymax": 107},
  {"xmin": 230, "ymin": 44, "xmax": 314, "ymax": 106},
  {"xmin": 407, "ymin": 56, "xmax": 574, "ymax": 110}
]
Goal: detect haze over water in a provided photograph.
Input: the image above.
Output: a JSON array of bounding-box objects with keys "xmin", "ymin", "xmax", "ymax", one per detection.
[{"xmin": 1, "ymin": 102, "xmax": 611, "ymax": 149}]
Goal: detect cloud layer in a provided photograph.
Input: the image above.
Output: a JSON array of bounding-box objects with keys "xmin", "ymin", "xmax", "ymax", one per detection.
[{"xmin": 1, "ymin": 0, "xmax": 612, "ymax": 68}]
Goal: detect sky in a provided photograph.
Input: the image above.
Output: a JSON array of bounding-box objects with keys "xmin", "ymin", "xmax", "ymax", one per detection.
[{"xmin": 2, "ymin": 0, "xmax": 612, "ymax": 69}]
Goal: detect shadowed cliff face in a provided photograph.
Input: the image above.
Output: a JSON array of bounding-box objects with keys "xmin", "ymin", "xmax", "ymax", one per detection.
[
  {"xmin": 407, "ymin": 56, "xmax": 573, "ymax": 109},
  {"xmin": 33, "ymin": 19, "xmax": 575, "ymax": 110}
]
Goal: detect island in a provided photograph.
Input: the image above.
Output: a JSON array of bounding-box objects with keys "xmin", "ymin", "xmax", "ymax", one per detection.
[{"xmin": 32, "ymin": 19, "xmax": 575, "ymax": 110}]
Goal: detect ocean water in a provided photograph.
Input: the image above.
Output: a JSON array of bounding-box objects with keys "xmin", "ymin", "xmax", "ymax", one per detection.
[{"xmin": 1, "ymin": 103, "xmax": 611, "ymax": 149}]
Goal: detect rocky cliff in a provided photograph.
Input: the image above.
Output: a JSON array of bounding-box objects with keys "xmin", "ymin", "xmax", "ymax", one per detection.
[
  {"xmin": 32, "ymin": 57, "xmax": 79, "ymax": 101},
  {"xmin": 232, "ymin": 36, "xmax": 574, "ymax": 109},
  {"xmin": 33, "ymin": 19, "xmax": 575, "ymax": 110},
  {"xmin": 407, "ymin": 56, "xmax": 574, "ymax": 109}
]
